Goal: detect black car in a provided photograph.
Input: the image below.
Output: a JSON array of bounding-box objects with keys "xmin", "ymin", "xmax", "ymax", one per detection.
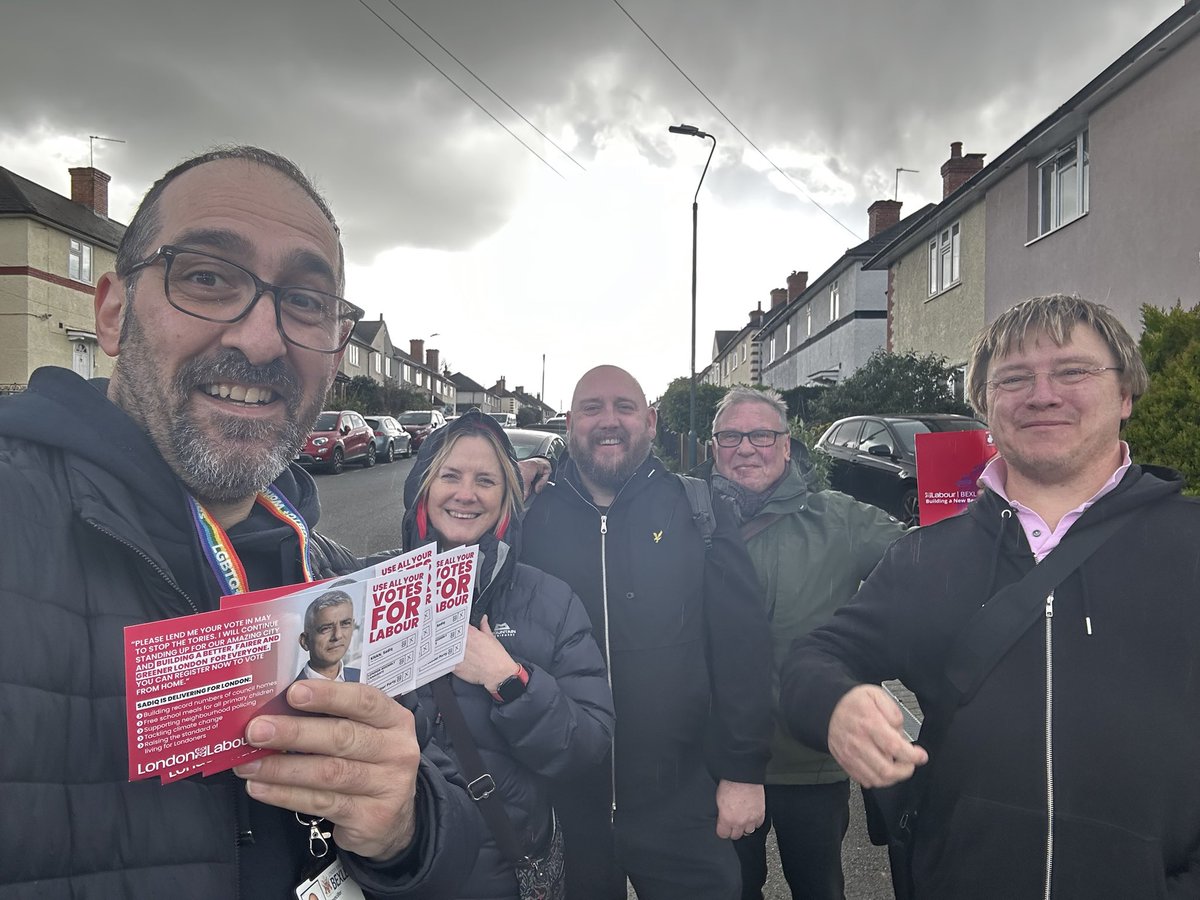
[
  {"xmin": 814, "ymin": 414, "xmax": 988, "ymax": 525},
  {"xmin": 364, "ymin": 415, "xmax": 413, "ymax": 464}
]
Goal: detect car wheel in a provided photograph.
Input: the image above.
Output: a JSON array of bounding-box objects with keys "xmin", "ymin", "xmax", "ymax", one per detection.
[
  {"xmin": 403, "ymin": 440, "xmax": 412, "ymax": 458},
  {"xmin": 899, "ymin": 487, "xmax": 920, "ymax": 527},
  {"xmin": 328, "ymin": 447, "xmax": 344, "ymax": 475},
  {"xmin": 362, "ymin": 443, "xmax": 377, "ymax": 468},
  {"xmin": 384, "ymin": 441, "xmax": 395, "ymax": 464}
]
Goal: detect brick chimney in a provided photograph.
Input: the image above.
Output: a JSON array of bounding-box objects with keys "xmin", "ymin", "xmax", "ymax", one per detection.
[
  {"xmin": 749, "ymin": 302, "xmax": 764, "ymax": 328},
  {"xmin": 770, "ymin": 287, "xmax": 788, "ymax": 310},
  {"xmin": 69, "ymin": 167, "xmax": 111, "ymax": 218},
  {"xmin": 496, "ymin": 376, "xmax": 506, "ymax": 392},
  {"xmin": 867, "ymin": 200, "xmax": 902, "ymax": 238},
  {"xmin": 409, "ymin": 339, "xmax": 424, "ymax": 361},
  {"xmin": 941, "ymin": 142, "xmax": 986, "ymax": 198},
  {"xmin": 786, "ymin": 270, "xmax": 808, "ymax": 302},
  {"xmin": 426, "ymin": 348, "xmax": 439, "ymax": 372}
]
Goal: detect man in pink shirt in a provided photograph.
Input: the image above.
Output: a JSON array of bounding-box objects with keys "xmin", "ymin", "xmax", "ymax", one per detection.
[{"xmin": 780, "ymin": 295, "xmax": 1200, "ymax": 899}]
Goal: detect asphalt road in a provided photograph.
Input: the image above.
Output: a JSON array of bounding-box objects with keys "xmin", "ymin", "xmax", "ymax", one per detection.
[{"xmin": 311, "ymin": 459, "xmax": 897, "ymax": 899}]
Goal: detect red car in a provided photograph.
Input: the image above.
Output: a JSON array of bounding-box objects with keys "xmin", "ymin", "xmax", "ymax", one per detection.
[
  {"xmin": 298, "ymin": 410, "xmax": 376, "ymax": 474},
  {"xmin": 396, "ymin": 409, "xmax": 447, "ymax": 451}
]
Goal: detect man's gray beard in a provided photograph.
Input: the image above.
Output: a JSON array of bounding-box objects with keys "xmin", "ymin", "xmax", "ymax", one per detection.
[
  {"xmin": 113, "ymin": 310, "xmax": 326, "ymax": 504},
  {"xmin": 169, "ymin": 411, "xmax": 312, "ymax": 504},
  {"xmin": 569, "ymin": 429, "xmax": 653, "ymax": 494}
]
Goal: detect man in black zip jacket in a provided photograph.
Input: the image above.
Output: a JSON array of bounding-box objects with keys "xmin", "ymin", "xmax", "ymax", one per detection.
[
  {"xmin": 0, "ymin": 147, "xmax": 481, "ymax": 899},
  {"xmin": 521, "ymin": 365, "xmax": 772, "ymax": 900},
  {"xmin": 781, "ymin": 295, "xmax": 1200, "ymax": 899}
]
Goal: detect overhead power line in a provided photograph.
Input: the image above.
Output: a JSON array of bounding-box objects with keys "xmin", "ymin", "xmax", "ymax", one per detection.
[
  {"xmin": 610, "ymin": 0, "xmax": 862, "ymax": 241},
  {"xmin": 355, "ymin": 0, "xmax": 565, "ymax": 180},
  {"xmin": 385, "ymin": 1, "xmax": 586, "ymax": 173}
]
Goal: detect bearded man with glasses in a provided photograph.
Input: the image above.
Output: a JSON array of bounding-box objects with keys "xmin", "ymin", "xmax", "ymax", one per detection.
[
  {"xmin": 695, "ymin": 386, "xmax": 904, "ymax": 900},
  {"xmin": 781, "ymin": 295, "xmax": 1200, "ymax": 899},
  {"xmin": 0, "ymin": 147, "xmax": 482, "ymax": 899}
]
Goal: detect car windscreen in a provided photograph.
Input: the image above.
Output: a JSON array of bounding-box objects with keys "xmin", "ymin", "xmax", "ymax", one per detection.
[
  {"xmin": 398, "ymin": 412, "xmax": 432, "ymax": 425},
  {"xmin": 505, "ymin": 432, "xmax": 545, "ymax": 460},
  {"xmin": 890, "ymin": 418, "xmax": 984, "ymax": 454},
  {"xmin": 313, "ymin": 412, "xmax": 339, "ymax": 431},
  {"xmin": 364, "ymin": 418, "xmax": 381, "ymax": 429}
]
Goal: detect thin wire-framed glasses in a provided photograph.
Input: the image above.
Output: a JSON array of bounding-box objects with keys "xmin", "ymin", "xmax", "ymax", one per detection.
[
  {"xmin": 713, "ymin": 429, "xmax": 788, "ymax": 448},
  {"xmin": 987, "ymin": 366, "xmax": 1123, "ymax": 394},
  {"xmin": 126, "ymin": 245, "xmax": 364, "ymax": 353}
]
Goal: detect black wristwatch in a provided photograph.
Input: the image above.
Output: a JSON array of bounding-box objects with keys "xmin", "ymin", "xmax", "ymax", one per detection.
[{"xmin": 490, "ymin": 665, "xmax": 529, "ymax": 704}]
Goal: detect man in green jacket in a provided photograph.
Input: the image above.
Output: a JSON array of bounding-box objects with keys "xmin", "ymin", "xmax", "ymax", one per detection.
[{"xmin": 705, "ymin": 386, "xmax": 904, "ymax": 900}]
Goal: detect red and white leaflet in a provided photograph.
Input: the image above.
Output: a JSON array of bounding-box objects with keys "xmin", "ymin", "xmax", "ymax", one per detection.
[
  {"xmin": 125, "ymin": 607, "xmax": 285, "ymax": 783},
  {"xmin": 125, "ymin": 546, "xmax": 478, "ymax": 783},
  {"xmin": 362, "ymin": 545, "xmax": 435, "ymax": 696},
  {"xmin": 417, "ymin": 545, "xmax": 478, "ymax": 683},
  {"xmin": 915, "ymin": 429, "xmax": 998, "ymax": 525}
]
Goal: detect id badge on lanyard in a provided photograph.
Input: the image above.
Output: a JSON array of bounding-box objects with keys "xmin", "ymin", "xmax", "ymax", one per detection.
[{"xmin": 295, "ymin": 857, "xmax": 367, "ymax": 900}]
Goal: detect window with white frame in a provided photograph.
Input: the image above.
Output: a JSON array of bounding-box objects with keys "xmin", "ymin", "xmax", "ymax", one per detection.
[
  {"xmin": 374, "ymin": 353, "xmax": 381, "ymax": 374},
  {"xmin": 829, "ymin": 280, "xmax": 840, "ymax": 321},
  {"xmin": 741, "ymin": 344, "xmax": 747, "ymax": 364},
  {"xmin": 347, "ymin": 344, "xmax": 360, "ymax": 366},
  {"xmin": 806, "ymin": 306, "xmax": 812, "ymax": 337},
  {"xmin": 770, "ymin": 335, "xmax": 777, "ymax": 363},
  {"xmin": 1038, "ymin": 130, "xmax": 1089, "ymax": 235},
  {"xmin": 786, "ymin": 321, "xmax": 792, "ymax": 352},
  {"xmin": 385, "ymin": 357, "xmax": 392, "ymax": 378},
  {"xmin": 68, "ymin": 239, "xmax": 92, "ymax": 283},
  {"xmin": 928, "ymin": 221, "xmax": 961, "ymax": 296}
]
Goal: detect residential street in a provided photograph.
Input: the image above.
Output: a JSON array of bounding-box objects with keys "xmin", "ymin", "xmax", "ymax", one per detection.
[{"xmin": 313, "ymin": 460, "xmax": 897, "ymax": 899}]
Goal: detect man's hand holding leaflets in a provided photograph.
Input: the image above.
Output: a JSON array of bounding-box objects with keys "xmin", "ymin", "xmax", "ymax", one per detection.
[{"xmin": 123, "ymin": 543, "xmax": 478, "ymax": 786}]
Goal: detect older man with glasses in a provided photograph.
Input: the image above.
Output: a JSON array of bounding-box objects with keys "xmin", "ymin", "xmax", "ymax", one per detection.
[
  {"xmin": 0, "ymin": 147, "xmax": 481, "ymax": 899},
  {"xmin": 697, "ymin": 386, "xmax": 904, "ymax": 900}
]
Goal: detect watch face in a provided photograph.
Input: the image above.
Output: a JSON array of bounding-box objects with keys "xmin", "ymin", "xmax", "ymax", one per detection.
[{"xmin": 496, "ymin": 673, "xmax": 527, "ymax": 703}]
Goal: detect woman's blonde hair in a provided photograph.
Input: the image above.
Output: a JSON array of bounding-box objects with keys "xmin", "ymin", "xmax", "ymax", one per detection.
[{"xmin": 415, "ymin": 425, "xmax": 524, "ymax": 538}]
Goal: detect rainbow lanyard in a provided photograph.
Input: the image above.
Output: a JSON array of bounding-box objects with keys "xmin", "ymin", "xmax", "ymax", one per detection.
[{"xmin": 187, "ymin": 485, "xmax": 316, "ymax": 596}]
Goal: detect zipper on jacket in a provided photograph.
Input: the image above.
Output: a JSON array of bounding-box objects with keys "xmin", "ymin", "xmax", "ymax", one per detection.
[
  {"xmin": 562, "ymin": 474, "xmax": 633, "ymax": 821},
  {"xmin": 1043, "ymin": 591, "xmax": 1055, "ymax": 900},
  {"xmin": 86, "ymin": 519, "xmax": 199, "ymax": 615},
  {"xmin": 599, "ymin": 512, "xmax": 617, "ymax": 821}
]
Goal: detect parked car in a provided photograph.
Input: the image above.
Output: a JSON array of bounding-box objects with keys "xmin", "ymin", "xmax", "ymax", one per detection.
[
  {"xmin": 397, "ymin": 409, "xmax": 447, "ymax": 451},
  {"xmin": 487, "ymin": 412, "xmax": 518, "ymax": 428},
  {"xmin": 814, "ymin": 414, "xmax": 988, "ymax": 526},
  {"xmin": 298, "ymin": 410, "xmax": 376, "ymax": 474},
  {"xmin": 530, "ymin": 414, "xmax": 568, "ymax": 435},
  {"xmin": 364, "ymin": 415, "xmax": 412, "ymax": 463},
  {"xmin": 504, "ymin": 428, "xmax": 567, "ymax": 467}
]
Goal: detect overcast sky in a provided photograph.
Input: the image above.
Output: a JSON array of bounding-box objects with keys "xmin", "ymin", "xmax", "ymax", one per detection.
[{"xmin": 1, "ymin": 0, "xmax": 1182, "ymax": 409}]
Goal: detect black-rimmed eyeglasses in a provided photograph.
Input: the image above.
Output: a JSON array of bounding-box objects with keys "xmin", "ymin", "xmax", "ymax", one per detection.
[
  {"xmin": 713, "ymin": 429, "xmax": 788, "ymax": 448},
  {"xmin": 126, "ymin": 245, "xmax": 365, "ymax": 353}
]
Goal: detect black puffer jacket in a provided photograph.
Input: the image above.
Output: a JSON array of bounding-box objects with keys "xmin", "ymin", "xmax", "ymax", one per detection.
[
  {"xmin": 782, "ymin": 466, "xmax": 1200, "ymax": 899},
  {"xmin": 402, "ymin": 411, "xmax": 615, "ymax": 900},
  {"xmin": 521, "ymin": 454, "xmax": 771, "ymax": 804},
  {"xmin": 0, "ymin": 367, "xmax": 481, "ymax": 900}
]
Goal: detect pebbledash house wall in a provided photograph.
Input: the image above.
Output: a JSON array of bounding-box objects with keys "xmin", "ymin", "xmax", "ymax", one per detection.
[
  {"xmin": 889, "ymin": 200, "xmax": 986, "ymax": 370},
  {"xmin": 0, "ymin": 217, "xmax": 117, "ymax": 386},
  {"xmin": 983, "ymin": 27, "xmax": 1200, "ymax": 334},
  {"xmin": 761, "ymin": 265, "xmax": 887, "ymax": 391}
]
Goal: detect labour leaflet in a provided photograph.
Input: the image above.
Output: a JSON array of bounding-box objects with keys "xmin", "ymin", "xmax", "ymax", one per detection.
[
  {"xmin": 124, "ymin": 543, "xmax": 477, "ymax": 784},
  {"xmin": 914, "ymin": 429, "xmax": 997, "ymax": 525}
]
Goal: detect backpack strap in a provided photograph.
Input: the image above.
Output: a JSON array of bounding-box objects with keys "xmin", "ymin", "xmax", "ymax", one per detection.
[{"xmin": 677, "ymin": 474, "xmax": 715, "ymax": 551}]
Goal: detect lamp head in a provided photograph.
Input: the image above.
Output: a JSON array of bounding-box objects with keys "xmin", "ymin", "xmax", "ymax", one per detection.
[{"xmin": 669, "ymin": 123, "xmax": 710, "ymax": 138}]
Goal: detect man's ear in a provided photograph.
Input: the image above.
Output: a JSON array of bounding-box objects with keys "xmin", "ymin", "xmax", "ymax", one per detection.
[
  {"xmin": 298, "ymin": 632, "xmax": 310, "ymax": 652},
  {"xmin": 645, "ymin": 406, "xmax": 658, "ymax": 431},
  {"xmin": 95, "ymin": 272, "xmax": 126, "ymax": 358}
]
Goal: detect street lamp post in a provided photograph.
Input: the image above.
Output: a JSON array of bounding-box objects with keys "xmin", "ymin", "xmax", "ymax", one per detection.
[{"xmin": 668, "ymin": 123, "xmax": 716, "ymax": 469}]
